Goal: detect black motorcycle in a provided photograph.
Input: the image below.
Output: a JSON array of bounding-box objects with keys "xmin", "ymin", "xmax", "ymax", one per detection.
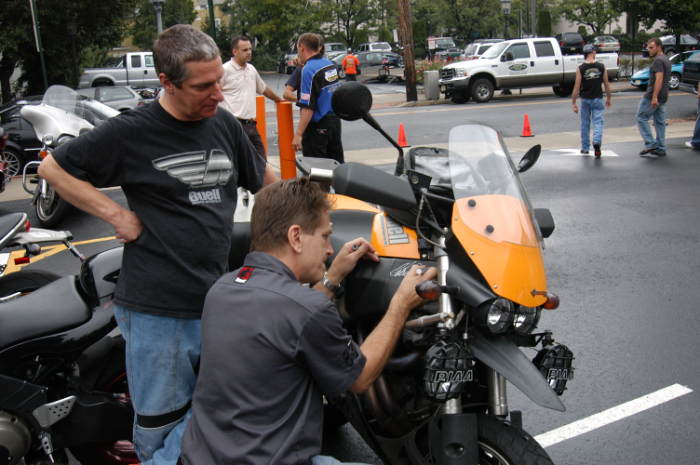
[{"xmin": 0, "ymin": 212, "xmax": 134, "ymax": 465}]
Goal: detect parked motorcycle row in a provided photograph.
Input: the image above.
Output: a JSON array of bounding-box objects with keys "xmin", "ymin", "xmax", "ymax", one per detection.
[{"xmin": 0, "ymin": 82, "xmax": 574, "ymax": 465}]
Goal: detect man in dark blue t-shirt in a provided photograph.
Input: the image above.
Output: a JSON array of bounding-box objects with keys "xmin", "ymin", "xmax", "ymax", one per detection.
[
  {"xmin": 181, "ymin": 178, "xmax": 436, "ymax": 465},
  {"xmin": 292, "ymin": 33, "xmax": 344, "ymax": 163}
]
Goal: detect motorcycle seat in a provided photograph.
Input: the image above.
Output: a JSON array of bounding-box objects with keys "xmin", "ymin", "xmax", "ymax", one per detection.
[{"xmin": 0, "ymin": 275, "xmax": 91, "ymax": 349}]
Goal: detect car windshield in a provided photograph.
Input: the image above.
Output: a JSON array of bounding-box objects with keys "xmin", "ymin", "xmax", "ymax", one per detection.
[
  {"xmin": 373, "ymin": 43, "xmax": 391, "ymax": 50},
  {"xmin": 481, "ymin": 42, "xmax": 509, "ymax": 59},
  {"xmin": 436, "ymin": 39, "xmax": 456, "ymax": 48},
  {"xmin": 42, "ymin": 85, "xmax": 119, "ymax": 126},
  {"xmin": 448, "ymin": 124, "xmax": 541, "ymax": 247}
]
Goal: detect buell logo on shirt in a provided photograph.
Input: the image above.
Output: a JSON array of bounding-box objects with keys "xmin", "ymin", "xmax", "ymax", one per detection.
[{"xmin": 153, "ymin": 149, "xmax": 233, "ymax": 205}]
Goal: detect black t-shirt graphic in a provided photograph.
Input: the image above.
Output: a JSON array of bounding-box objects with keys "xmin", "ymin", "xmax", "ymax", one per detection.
[
  {"xmin": 53, "ymin": 101, "xmax": 265, "ymax": 318},
  {"xmin": 579, "ymin": 62, "xmax": 605, "ymax": 99}
]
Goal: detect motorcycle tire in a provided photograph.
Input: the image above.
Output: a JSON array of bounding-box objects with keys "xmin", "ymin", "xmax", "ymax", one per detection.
[
  {"xmin": 0, "ymin": 269, "xmax": 60, "ymax": 299},
  {"xmin": 476, "ymin": 414, "xmax": 554, "ymax": 465},
  {"xmin": 35, "ymin": 184, "xmax": 72, "ymax": 228}
]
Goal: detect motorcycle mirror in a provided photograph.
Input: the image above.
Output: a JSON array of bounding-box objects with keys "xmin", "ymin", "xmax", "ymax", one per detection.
[
  {"xmin": 517, "ymin": 144, "xmax": 541, "ymax": 173},
  {"xmin": 332, "ymin": 162, "xmax": 417, "ymax": 210},
  {"xmin": 332, "ymin": 82, "xmax": 406, "ymax": 175},
  {"xmin": 332, "ymin": 82, "xmax": 372, "ymax": 121},
  {"xmin": 533, "ymin": 208, "xmax": 555, "ymax": 238}
]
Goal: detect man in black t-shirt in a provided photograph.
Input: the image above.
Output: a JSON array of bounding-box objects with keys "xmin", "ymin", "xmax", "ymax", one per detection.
[
  {"xmin": 571, "ymin": 44, "xmax": 612, "ymax": 158},
  {"xmin": 180, "ymin": 178, "xmax": 436, "ymax": 465},
  {"xmin": 637, "ymin": 37, "xmax": 673, "ymax": 158},
  {"xmin": 38, "ymin": 25, "xmax": 276, "ymax": 465}
]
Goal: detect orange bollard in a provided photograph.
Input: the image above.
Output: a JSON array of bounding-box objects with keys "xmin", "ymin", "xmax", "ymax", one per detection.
[
  {"xmin": 520, "ymin": 114, "xmax": 534, "ymax": 137},
  {"xmin": 255, "ymin": 95, "xmax": 268, "ymax": 156},
  {"xmin": 276, "ymin": 101, "xmax": 296, "ymax": 179},
  {"xmin": 397, "ymin": 123, "xmax": 409, "ymax": 147}
]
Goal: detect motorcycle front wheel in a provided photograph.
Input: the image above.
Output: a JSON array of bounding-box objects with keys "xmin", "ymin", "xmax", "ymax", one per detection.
[{"xmin": 35, "ymin": 183, "xmax": 71, "ymax": 227}]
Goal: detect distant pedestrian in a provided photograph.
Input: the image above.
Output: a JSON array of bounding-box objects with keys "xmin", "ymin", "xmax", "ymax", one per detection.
[
  {"xmin": 684, "ymin": 82, "xmax": 700, "ymax": 151},
  {"xmin": 342, "ymin": 49, "xmax": 360, "ymax": 81},
  {"xmin": 571, "ymin": 44, "xmax": 612, "ymax": 158},
  {"xmin": 220, "ymin": 35, "xmax": 283, "ymax": 161},
  {"xmin": 637, "ymin": 38, "xmax": 672, "ymax": 158}
]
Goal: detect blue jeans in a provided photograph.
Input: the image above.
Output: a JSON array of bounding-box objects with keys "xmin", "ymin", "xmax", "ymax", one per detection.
[
  {"xmin": 691, "ymin": 99, "xmax": 700, "ymax": 149},
  {"xmin": 113, "ymin": 305, "xmax": 201, "ymax": 465},
  {"xmin": 636, "ymin": 96, "xmax": 667, "ymax": 151},
  {"xmin": 580, "ymin": 98, "xmax": 605, "ymax": 152},
  {"xmin": 311, "ymin": 456, "xmax": 369, "ymax": 465}
]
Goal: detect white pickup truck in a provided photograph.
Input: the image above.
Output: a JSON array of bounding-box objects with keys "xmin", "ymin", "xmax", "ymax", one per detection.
[
  {"xmin": 78, "ymin": 51, "xmax": 159, "ymax": 88},
  {"xmin": 438, "ymin": 37, "xmax": 619, "ymax": 103}
]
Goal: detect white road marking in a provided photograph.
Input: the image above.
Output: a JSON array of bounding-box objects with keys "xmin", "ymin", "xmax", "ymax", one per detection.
[
  {"xmin": 535, "ymin": 383, "xmax": 693, "ymax": 449},
  {"xmin": 553, "ymin": 148, "xmax": 620, "ymax": 157}
]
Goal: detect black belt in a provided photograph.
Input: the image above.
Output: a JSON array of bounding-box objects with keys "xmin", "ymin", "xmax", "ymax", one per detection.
[{"xmin": 237, "ymin": 118, "xmax": 257, "ymax": 125}]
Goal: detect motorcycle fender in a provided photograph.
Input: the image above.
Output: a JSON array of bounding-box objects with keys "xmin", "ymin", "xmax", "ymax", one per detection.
[{"xmin": 470, "ymin": 332, "xmax": 566, "ymax": 412}]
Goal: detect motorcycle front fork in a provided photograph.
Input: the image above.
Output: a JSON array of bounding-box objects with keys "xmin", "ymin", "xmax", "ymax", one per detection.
[{"xmin": 442, "ymin": 369, "xmax": 508, "ymax": 417}]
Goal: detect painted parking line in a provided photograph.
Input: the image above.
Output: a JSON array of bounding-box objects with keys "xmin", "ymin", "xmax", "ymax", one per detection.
[
  {"xmin": 535, "ymin": 383, "xmax": 693, "ymax": 448},
  {"xmin": 553, "ymin": 148, "xmax": 620, "ymax": 157}
]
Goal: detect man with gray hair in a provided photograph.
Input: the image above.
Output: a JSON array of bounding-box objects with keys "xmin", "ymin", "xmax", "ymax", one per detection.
[{"xmin": 38, "ymin": 24, "xmax": 275, "ymax": 465}]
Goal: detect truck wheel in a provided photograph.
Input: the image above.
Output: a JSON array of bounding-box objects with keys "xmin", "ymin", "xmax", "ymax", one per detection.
[
  {"xmin": 451, "ymin": 92, "xmax": 470, "ymax": 104},
  {"xmin": 669, "ymin": 72, "xmax": 681, "ymax": 90},
  {"xmin": 552, "ymin": 83, "xmax": 573, "ymax": 97},
  {"xmin": 470, "ymin": 78, "xmax": 494, "ymax": 103},
  {"xmin": 93, "ymin": 79, "xmax": 114, "ymax": 87}
]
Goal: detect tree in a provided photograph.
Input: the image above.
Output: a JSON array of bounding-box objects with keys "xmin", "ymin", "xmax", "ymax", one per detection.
[
  {"xmin": 557, "ymin": 0, "xmax": 621, "ymax": 34},
  {"xmin": 324, "ymin": 0, "xmax": 378, "ymax": 48},
  {"xmin": 435, "ymin": 0, "xmax": 504, "ymax": 42},
  {"xmin": 0, "ymin": 0, "xmax": 135, "ymax": 98},
  {"xmin": 610, "ymin": 0, "xmax": 700, "ymax": 42},
  {"xmin": 130, "ymin": 0, "xmax": 197, "ymax": 51}
]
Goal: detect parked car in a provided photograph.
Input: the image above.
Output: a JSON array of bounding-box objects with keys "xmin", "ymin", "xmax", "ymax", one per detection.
[
  {"xmin": 325, "ymin": 42, "xmax": 347, "ymax": 54},
  {"xmin": 434, "ymin": 47, "xmax": 463, "ymax": 61},
  {"xmin": 357, "ymin": 42, "xmax": 392, "ymax": 53},
  {"xmin": 76, "ymin": 86, "xmax": 144, "ymax": 112},
  {"xmin": 463, "ymin": 39, "xmax": 504, "ymax": 60},
  {"xmin": 593, "ymin": 35, "xmax": 620, "ymax": 53},
  {"xmin": 332, "ymin": 51, "xmax": 404, "ymax": 82},
  {"xmin": 0, "ymin": 96, "xmax": 43, "ymax": 177},
  {"xmin": 555, "ymin": 32, "xmax": 585, "ymax": 55},
  {"xmin": 277, "ymin": 51, "xmax": 297, "ymax": 74},
  {"xmin": 642, "ymin": 34, "xmax": 700, "ymax": 56},
  {"xmin": 679, "ymin": 50, "xmax": 700, "ymax": 94},
  {"xmin": 630, "ymin": 50, "xmax": 700, "ymax": 91},
  {"xmin": 78, "ymin": 51, "xmax": 159, "ymax": 88}
]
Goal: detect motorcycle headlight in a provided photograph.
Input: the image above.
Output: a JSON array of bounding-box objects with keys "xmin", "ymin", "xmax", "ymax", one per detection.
[
  {"xmin": 56, "ymin": 135, "xmax": 75, "ymax": 146},
  {"xmin": 513, "ymin": 306, "xmax": 541, "ymax": 334},
  {"xmin": 475, "ymin": 298, "xmax": 514, "ymax": 334}
]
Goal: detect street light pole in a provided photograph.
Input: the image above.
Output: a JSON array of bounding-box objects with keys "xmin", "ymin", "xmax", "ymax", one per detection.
[
  {"xmin": 28, "ymin": 0, "xmax": 48, "ymax": 91},
  {"xmin": 149, "ymin": 0, "xmax": 165, "ymax": 35},
  {"xmin": 500, "ymin": 0, "xmax": 512, "ymax": 40}
]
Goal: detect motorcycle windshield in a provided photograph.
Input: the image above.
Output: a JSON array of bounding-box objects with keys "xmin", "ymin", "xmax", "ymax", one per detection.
[
  {"xmin": 42, "ymin": 85, "xmax": 119, "ymax": 126},
  {"xmin": 448, "ymin": 124, "xmax": 547, "ymax": 306}
]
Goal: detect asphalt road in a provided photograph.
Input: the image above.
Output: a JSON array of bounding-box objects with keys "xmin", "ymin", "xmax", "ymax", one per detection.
[{"xmin": 2, "ymin": 89, "xmax": 700, "ymax": 465}]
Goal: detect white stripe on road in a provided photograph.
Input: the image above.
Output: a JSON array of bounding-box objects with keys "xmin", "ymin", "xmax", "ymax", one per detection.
[
  {"xmin": 535, "ymin": 383, "xmax": 693, "ymax": 449},
  {"xmin": 553, "ymin": 148, "xmax": 620, "ymax": 157}
]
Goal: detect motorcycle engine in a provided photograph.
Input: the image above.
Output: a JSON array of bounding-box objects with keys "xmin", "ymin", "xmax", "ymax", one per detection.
[
  {"xmin": 0, "ymin": 411, "xmax": 31, "ymax": 465},
  {"xmin": 423, "ymin": 339, "xmax": 476, "ymax": 402}
]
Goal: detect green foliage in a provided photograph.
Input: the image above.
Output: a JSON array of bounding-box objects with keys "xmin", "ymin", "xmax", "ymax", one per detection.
[
  {"xmin": 131, "ymin": 0, "xmax": 197, "ymax": 51},
  {"xmin": 436, "ymin": 0, "xmax": 504, "ymax": 42},
  {"xmin": 0, "ymin": 0, "xmax": 136, "ymax": 98},
  {"xmin": 537, "ymin": 10, "xmax": 552, "ymax": 37},
  {"xmin": 557, "ymin": 0, "xmax": 621, "ymax": 34}
]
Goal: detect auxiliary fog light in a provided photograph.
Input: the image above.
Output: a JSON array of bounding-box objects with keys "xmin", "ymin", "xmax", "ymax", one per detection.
[
  {"xmin": 475, "ymin": 298, "xmax": 514, "ymax": 334},
  {"xmin": 513, "ymin": 305, "xmax": 541, "ymax": 335},
  {"xmin": 533, "ymin": 342, "xmax": 574, "ymax": 396}
]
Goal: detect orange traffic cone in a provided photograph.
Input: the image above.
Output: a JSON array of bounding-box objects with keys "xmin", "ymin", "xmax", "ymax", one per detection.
[
  {"xmin": 520, "ymin": 114, "xmax": 534, "ymax": 137},
  {"xmin": 398, "ymin": 123, "xmax": 409, "ymax": 147}
]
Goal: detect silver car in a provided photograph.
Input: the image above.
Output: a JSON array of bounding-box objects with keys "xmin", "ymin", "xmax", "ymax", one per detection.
[{"xmin": 76, "ymin": 86, "xmax": 144, "ymax": 112}]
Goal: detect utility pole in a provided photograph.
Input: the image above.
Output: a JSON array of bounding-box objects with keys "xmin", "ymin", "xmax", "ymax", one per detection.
[
  {"xmin": 28, "ymin": 0, "xmax": 48, "ymax": 91},
  {"xmin": 529, "ymin": 0, "xmax": 537, "ymax": 35},
  {"xmin": 397, "ymin": 0, "xmax": 417, "ymax": 102},
  {"xmin": 207, "ymin": 0, "xmax": 216, "ymax": 41}
]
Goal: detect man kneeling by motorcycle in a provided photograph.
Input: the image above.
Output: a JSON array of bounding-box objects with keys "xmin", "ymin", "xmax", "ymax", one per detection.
[{"xmin": 180, "ymin": 177, "xmax": 436, "ymax": 465}]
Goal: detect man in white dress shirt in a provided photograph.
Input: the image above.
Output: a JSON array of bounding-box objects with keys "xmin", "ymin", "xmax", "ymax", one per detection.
[{"xmin": 220, "ymin": 35, "xmax": 283, "ymax": 159}]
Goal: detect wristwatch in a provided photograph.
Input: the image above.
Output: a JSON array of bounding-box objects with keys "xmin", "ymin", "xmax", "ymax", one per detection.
[{"xmin": 322, "ymin": 272, "xmax": 344, "ymax": 298}]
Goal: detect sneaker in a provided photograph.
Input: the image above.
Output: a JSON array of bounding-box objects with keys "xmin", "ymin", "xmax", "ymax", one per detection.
[
  {"xmin": 639, "ymin": 148, "xmax": 656, "ymax": 156},
  {"xmin": 685, "ymin": 141, "xmax": 699, "ymax": 150},
  {"xmin": 593, "ymin": 144, "xmax": 601, "ymax": 158},
  {"xmin": 580, "ymin": 149, "xmax": 589, "ymax": 154},
  {"xmin": 651, "ymin": 148, "xmax": 666, "ymax": 156}
]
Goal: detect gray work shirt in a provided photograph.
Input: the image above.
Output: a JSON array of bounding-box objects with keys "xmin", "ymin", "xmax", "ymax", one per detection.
[
  {"xmin": 645, "ymin": 54, "xmax": 672, "ymax": 103},
  {"xmin": 181, "ymin": 252, "xmax": 366, "ymax": 465}
]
